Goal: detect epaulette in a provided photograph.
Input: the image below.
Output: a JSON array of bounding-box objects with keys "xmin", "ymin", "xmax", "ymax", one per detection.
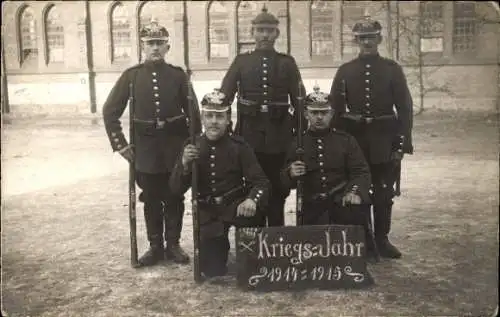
[
  {"xmin": 331, "ymin": 127, "xmax": 351, "ymax": 137},
  {"xmin": 229, "ymin": 134, "xmax": 246, "ymax": 144},
  {"xmin": 125, "ymin": 63, "xmax": 143, "ymax": 72},
  {"xmin": 167, "ymin": 63, "xmax": 186, "ymax": 73}
]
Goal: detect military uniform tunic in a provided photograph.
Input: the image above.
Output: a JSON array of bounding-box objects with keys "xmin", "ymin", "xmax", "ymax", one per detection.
[
  {"xmin": 281, "ymin": 128, "xmax": 371, "ymax": 225},
  {"xmin": 169, "ymin": 134, "xmax": 270, "ymax": 277},
  {"xmin": 220, "ymin": 49, "xmax": 305, "ymax": 154},
  {"xmin": 330, "ymin": 54, "xmax": 413, "ymax": 164},
  {"xmin": 103, "ymin": 60, "xmax": 201, "ymax": 174}
]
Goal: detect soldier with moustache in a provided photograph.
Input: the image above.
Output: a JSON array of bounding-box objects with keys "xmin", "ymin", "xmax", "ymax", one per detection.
[
  {"xmin": 219, "ymin": 6, "xmax": 306, "ymax": 227},
  {"xmin": 281, "ymin": 86, "xmax": 372, "ymax": 232},
  {"xmin": 169, "ymin": 89, "xmax": 270, "ymax": 280},
  {"xmin": 329, "ymin": 15, "xmax": 414, "ymax": 259},
  {"xmin": 103, "ymin": 20, "xmax": 201, "ymax": 267}
]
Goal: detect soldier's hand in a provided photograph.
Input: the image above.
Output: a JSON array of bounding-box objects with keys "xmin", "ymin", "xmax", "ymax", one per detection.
[
  {"xmin": 182, "ymin": 144, "xmax": 200, "ymax": 168},
  {"xmin": 342, "ymin": 192, "xmax": 362, "ymax": 206},
  {"xmin": 119, "ymin": 145, "xmax": 134, "ymax": 163},
  {"xmin": 236, "ymin": 199, "xmax": 257, "ymax": 217},
  {"xmin": 289, "ymin": 161, "xmax": 306, "ymax": 178}
]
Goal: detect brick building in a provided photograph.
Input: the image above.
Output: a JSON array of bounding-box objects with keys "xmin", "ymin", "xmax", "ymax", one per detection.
[{"xmin": 1, "ymin": 1, "xmax": 499, "ymax": 116}]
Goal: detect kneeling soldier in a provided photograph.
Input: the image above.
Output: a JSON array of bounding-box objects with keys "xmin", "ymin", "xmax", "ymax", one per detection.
[
  {"xmin": 170, "ymin": 89, "xmax": 270, "ymax": 279},
  {"xmin": 281, "ymin": 86, "xmax": 373, "ymax": 240}
]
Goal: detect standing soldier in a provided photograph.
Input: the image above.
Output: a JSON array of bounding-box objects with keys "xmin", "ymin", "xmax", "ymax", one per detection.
[
  {"xmin": 281, "ymin": 86, "xmax": 372, "ymax": 231},
  {"xmin": 103, "ymin": 19, "xmax": 201, "ymax": 267},
  {"xmin": 219, "ymin": 5, "xmax": 306, "ymax": 227},
  {"xmin": 330, "ymin": 15, "xmax": 413, "ymax": 259},
  {"xmin": 170, "ymin": 89, "xmax": 270, "ymax": 280}
]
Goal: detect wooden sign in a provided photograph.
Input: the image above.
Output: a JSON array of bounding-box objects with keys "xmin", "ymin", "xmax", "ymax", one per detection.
[{"xmin": 235, "ymin": 225, "xmax": 374, "ymax": 291}]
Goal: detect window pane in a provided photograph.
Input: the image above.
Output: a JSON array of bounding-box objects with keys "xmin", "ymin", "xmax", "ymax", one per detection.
[
  {"xmin": 453, "ymin": 2, "xmax": 476, "ymax": 53},
  {"xmin": 312, "ymin": 0, "xmax": 334, "ymax": 57},
  {"xmin": 341, "ymin": 1, "xmax": 363, "ymax": 57},
  {"xmin": 21, "ymin": 6, "xmax": 38, "ymax": 61},
  {"xmin": 112, "ymin": 3, "xmax": 131, "ymax": 61}
]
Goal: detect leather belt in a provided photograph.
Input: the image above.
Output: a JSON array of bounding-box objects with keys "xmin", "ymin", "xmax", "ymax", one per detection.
[
  {"xmin": 238, "ymin": 98, "xmax": 289, "ymax": 113},
  {"xmin": 134, "ymin": 115, "xmax": 185, "ymax": 129},
  {"xmin": 198, "ymin": 186, "xmax": 247, "ymax": 206}
]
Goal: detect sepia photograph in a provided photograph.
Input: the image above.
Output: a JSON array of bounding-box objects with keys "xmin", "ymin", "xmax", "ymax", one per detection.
[{"xmin": 1, "ymin": 1, "xmax": 499, "ymax": 316}]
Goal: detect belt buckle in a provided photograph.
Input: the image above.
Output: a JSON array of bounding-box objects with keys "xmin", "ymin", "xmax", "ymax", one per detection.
[
  {"xmin": 364, "ymin": 117, "xmax": 374, "ymax": 124},
  {"xmin": 318, "ymin": 193, "xmax": 328, "ymax": 200},
  {"xmin": 213, "ymin": 197, "xmax": 223, "ymax": 205},
  {"xmin": 155, "ymin": 119, "xmax": 165, "ymax": 129},
  {"xmin": 260, "ymin": 104, "xmax": 268, "ymax": 112}
]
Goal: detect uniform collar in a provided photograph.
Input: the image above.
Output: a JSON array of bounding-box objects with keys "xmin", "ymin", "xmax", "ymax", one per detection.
[
  {"xmin": 204, "ymin": 133, "xmax": 230, "ymax": 145},
  {"xmin": 358, "ymin": 52, "xmax": 380, "ymax": 61},
  {"xmin": 308, "ymin": 128, "xmax": 330, "ymax": 138},
  {"xmin": 143, "ymin": 59, "xmax": 166, "ymax": 70}
]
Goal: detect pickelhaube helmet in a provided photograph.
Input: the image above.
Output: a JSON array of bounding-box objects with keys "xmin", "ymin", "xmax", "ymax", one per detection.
[
  {"xmin": 140, "ymin": 18, "xmax": 169, "ymax": 42},
  {"xmin": 252, "ymin": 4, "xmax": 279, "ymax": 27},
  {"xmin": 305, "ymin": 85, "xmax": 331, "ymax": 110},
  {"xmin": 201, "ymin": 89, "xmax": 229, "ymax": 112},
  {"xmin": 352, "ymin": 10, "xmax": 382, "ymax": 36}
]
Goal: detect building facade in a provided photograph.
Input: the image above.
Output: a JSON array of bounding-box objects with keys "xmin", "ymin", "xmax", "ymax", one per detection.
[{"xmin": 1, "ymin": 1, "xmax": 499, "ymax": 115}]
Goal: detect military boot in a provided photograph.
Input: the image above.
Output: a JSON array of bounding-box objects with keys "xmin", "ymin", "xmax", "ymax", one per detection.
[
  {"xmin": 374, "ymin": 201, "xmax": 402, "ymax": 259},
  {"xmin": 164, "ymin": 200, "xmax": 190, "ymax": 264},
  {"xmin": 139, "ymin": 201, "xmax": 165, "ymax": 267},
  {"xmin": 376, "ymin": 236, "xmax": 402, "ymax": 259}
]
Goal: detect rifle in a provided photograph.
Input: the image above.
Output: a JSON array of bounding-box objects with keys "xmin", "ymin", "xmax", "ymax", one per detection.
[
  {"xmin": 187, "ymin": 79, "xmax": 202, "ymax": 283},
  {"xmin": 128, "ymin": 81, "xmax": 139, "ymax": 268},
  {"xmin": 295, "ymin": 81, "xmax": 305, "ymax": 226},
  {"xmin": 367, "ymin": 201, "xmax": 380, "ymax": 262}
]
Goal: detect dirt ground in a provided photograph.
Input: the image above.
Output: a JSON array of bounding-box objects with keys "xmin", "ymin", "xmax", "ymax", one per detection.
[{"xmin": 1, "ymin": 110, "xmax": 499, "ymax": 317}]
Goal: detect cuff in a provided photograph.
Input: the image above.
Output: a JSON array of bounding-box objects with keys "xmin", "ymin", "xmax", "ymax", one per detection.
[{"xmin": 110, "ymin": 131, "xmax": 129, "ymax": 152}]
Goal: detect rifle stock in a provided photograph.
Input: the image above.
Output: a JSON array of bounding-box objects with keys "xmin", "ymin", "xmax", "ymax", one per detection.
[
  {"xmin": 128, "ymin": 82, "xmax": 139, "ymax": 268},
  {"xmin": 187, "ymin": 80, "xmax": 202, "ymax": 283},
  {"xmin": 295, "ymin": 81, "xmax": 305, "ymax": 226}
]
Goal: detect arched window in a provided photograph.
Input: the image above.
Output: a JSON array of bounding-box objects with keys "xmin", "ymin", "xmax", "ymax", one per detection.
[
  {"xmin": 237, "ymin": 1, "xmax": 259, "ymax": 54},
  {"xmin": 208, "ymin": 1, "xmax": 230, "ymax": 61},
  {"xmin": 341, "ymin": 1, "xmax": 364, "ymax": 58},
  {"xmin": 45, "ymin": 5, "xmax": 64, "ymax": 64},
  {"xmin": 19, "ymin": 6, "xmax": 38, "ymax": 65},
  {"xmin": 110, "ymin": 2, "xmax": 131, "ymax": 62},
  {"xmin": 310, "ymin": 0, "xmax": 334, "ymax": 58},
  {"xmin": 138, "ymin": 1, "xmax": 155, "ymax": 62}
]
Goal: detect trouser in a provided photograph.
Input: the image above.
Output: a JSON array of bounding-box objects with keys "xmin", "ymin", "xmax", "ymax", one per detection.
[
  {"xmin": 136, "ymin": 172, "xmax": 185, "ymax": 248},
  {"xmin": 255, "ymin": 152, "xmax": 289, "ymax": 227},
  {"xmin": 199, "ymin": 211, "xmax": 264, "ymax": 278},
  {"xmin": 369, "ymin": 162, "xmax": 397, "ymax": 240}
]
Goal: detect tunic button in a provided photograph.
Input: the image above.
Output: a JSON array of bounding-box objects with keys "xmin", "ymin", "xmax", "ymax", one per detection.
[
  {"xmin": 366, "ymin": 103, "xmax": 370, "ymax": 107},
  {"xmin": 263, "ymin": 77, "xmax": 267, "ymax": 81},
  {"xmin": 211, "ymin": 180, "xmax": 216, "ymax": 184},
  {"xmin": 317, "ymin": 139, "xmax": 322, "ymax": 143},
  {"xmin": 365, "ymin": 88, "xmax": 370, "ymax": 91},
  {"xmin": 155, "ymin": 93, "xmax": 159, "ymax": 97},
  {"xmin": 319, "ymin": 154, "xmax": 323, "ymax": 158},
  {"xmin": 211, "ymin": 172, "xmax": 215, "ymax": 176},
  {"xmin": 258, "ymin": 190, "xmax": 263, "ymax": 194},
  {"xmin": 366, "ymin": 64, "xmax": 371, "ymax": 68},
  {"xmin": 263, "ymin": 63, "xmax": 268, "ymax": 67},
  {"xmin": 212, "ymin": 188, "xmax": 216, "ymax": 192},
  {"xmin": 156, "ymin": 109, "xmax": 160, "ymax": 112},
  {"xmin": 365, "ymin": 79, "xmax": 370, "ymax": 83},
  {"xmin": 263, "ymin": 84, "xmax": 268, "ymax": 88},
  {"xmin": 111, "ymin": 132, "xmax": 117, "ymax": 137},
  {"xmin": 152, "ymin": 72, "xmax": 157, "ymax": 76},
  {"xmin": 155, "ymin": 101, "xmax": 160, "ymax": 105},
  {"xmin": 365, "ymin": 72, "xmax": 370, "ymax": 76},
  {"xmin": 263, "ymin": 70, "xmax": 268, "ymax": 74},
  {"xmin": 210, "ymin": 163, "xmax": 215, "ymax": 167},
  {"xmin": 321, "ymin": 176, "xmax": 326, "ymax": 181},
  {"xmin": 152, "ymin": 79, "xmax": 157, "ymax": 83},
  {"xmin": 211, "ymin": 146, "xmax": 216, "ymax": 150},
  {"xmin": 210, "ymin": 155, "xmax": 215, "ymax": 159},
  {"xmin": 153, "ymin": 86, "xmax": 159, "ymax": 90},
  {"xmin": 318, "ymin": 145, "xmax": 323, "ymax": 150},
  {"xmin": 263, "ymin": 57, "xmax": 268, "ymax": 61},
  {"xmin": 319, "ymin": 162, "xmax": 324, "ymax": 166},
  {"xmin": 320, "ymin": 169, "xmax": 324, "ymax": 173},
  {"xmin": 366, "ymin": 95, "xmax": 370, "ymax": 99}
]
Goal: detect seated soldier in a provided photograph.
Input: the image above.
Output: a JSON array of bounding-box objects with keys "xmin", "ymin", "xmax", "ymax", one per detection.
[
  {"xmin": 281, "ymin": 86, "xmax": 375, "ymax": 251},
  {"xmin": 169, "ymin": 89, "xmax": 270, "ymax": 281}
]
